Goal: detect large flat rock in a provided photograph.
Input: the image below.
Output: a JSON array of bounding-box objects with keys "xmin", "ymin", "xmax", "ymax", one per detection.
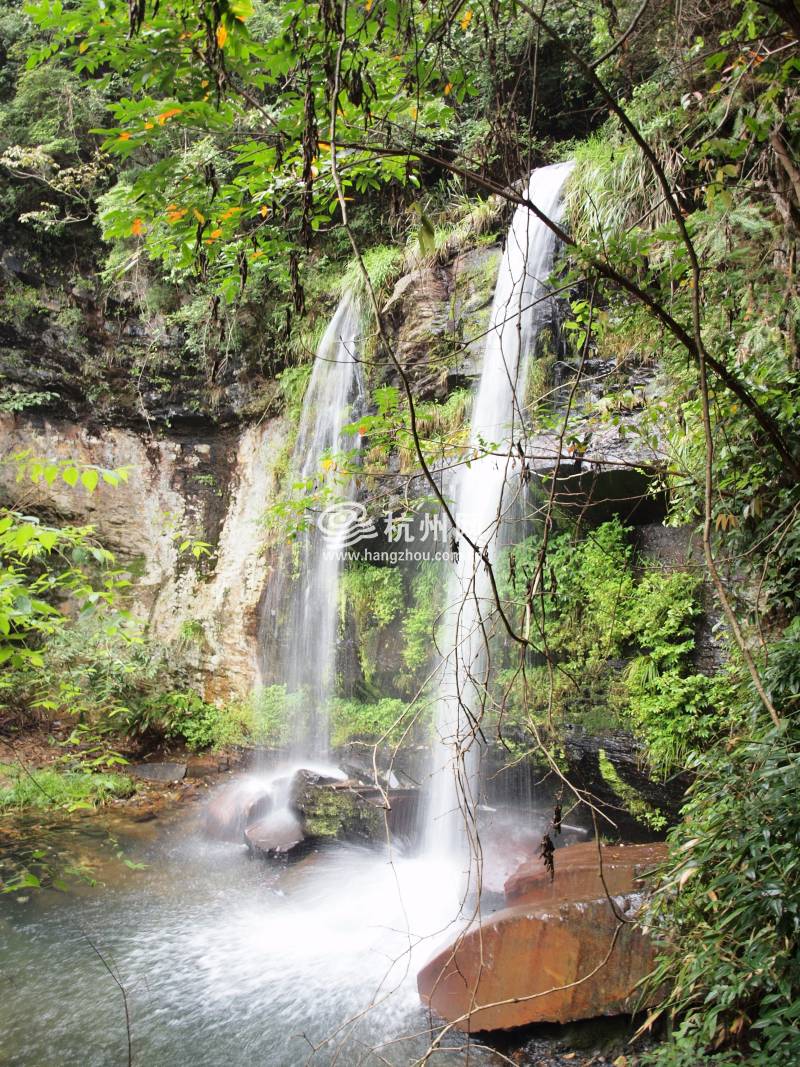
[
  {"xmin": 417, "ymin": 842, "xmax": 666, "ymax": 1032},
  {"xmin": 417, "ymin": 894, "xmax": 654, "ymax": 1032}
]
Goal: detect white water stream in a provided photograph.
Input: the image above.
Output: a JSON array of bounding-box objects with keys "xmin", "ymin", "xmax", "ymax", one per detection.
[
  {"xmin": 426, "ymin": 162, "xmax": 574, "ymax": 864},
  {"xmin": 259, "ymin": 291, "xmax": 365, "ymax": 757}
]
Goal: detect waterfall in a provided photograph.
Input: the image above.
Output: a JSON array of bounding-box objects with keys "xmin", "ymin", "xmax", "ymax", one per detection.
[
  {"xmin": 426, "ymin": 162, "xmax": 573, "ymax": 863},
  {"xmin": 259, "ymin": 291, "xmax": 365, "ymax": 758}
]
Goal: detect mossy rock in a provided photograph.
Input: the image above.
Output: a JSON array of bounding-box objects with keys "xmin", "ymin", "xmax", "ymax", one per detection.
[{"xmin": 290, "ymin": 771, "xmax": 384, "ymax": 842}]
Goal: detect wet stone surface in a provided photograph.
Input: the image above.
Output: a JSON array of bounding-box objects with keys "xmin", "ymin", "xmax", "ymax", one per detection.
[{"xmin": 129, "ymin": 761, "xmax": 188, "ymax": 783}]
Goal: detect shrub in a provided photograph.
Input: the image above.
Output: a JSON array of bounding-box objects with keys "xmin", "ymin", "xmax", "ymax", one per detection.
[
  {"xmin": 329, "ymin": 696, "xmax": 411, "ymax": 746},
  {"xmin": 643, "ymin": 717, "xmax": 800, "ymax": 1066},
  {"xmin": 0, "ymin": 764, "xmax": 134, "ymax": 811}
]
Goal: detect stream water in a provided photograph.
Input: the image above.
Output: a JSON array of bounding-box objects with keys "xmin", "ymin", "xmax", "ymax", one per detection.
[{"xmin": 0, "ymin": 801, "xmax": 534, "ymax": 1067}]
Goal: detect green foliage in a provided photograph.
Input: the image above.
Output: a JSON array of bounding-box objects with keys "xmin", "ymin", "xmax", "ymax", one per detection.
[
  {"xmin": 339, "ymin": 563, "xmax": 403, "ymax": 689},
  {"xmin": 248, "ymin": 683, "xmax": 300, "ymax": 747},
  {"xmin": 340, "ymin": 245, "xmax": 404, "ymax": 304},
  {"xmin": 503, "ymin": 517, "xmax": 635, "ymax": 665},
  {"xmin": 644, "ymin": 720, "xmax": 800, "ymax": 1065},
  {"xmin": 525, "ymin": 351, "xmax": 556, "ymax": 414},
  {"xmin": 23, "ymin": 0, "xmax": 461, "ymax": 302},
  {"xmin": 341, "ymin": 564, "xmax": 403, "ymax": 629},
  {"xmin": 156, "ymin": 691, "xmax": 223, "ymax": 751},
  {"xmin": 498, "ymin": 520, "xmax": 715, "ymax": 775},
  {"xmin": 351, "ymin": 385, "xmax": 471, "ymax": 479},
  {"xmin": 402, "ymin": 562, "xmax": 445, "ymax": 675},
  {"xmin": 623, "ymin": 665, "xmax": 728, "ymax": 777},
  {"xmin": 277, "ymin": 363, "xmax": 313, "ymax": 420},
  {"xmin": 619, "ymin": 570, "xmax": 728, "ymax": 775},
  {"xmin": 396, "ymin": 389, "xmax": 470, "ymax": 471},
  {"xmin": 405, "ymin": 191, "xmax": 504, "ymax": 263},
  {"xmin": 329, "ymin": 696, "xmax": 410, "ymax": 746},
  {"xmin": 0, "ymin": 763, "xmax": 134, "ymax": 812},
  {"xmin": 0, "ymin": 509, "xmax": 132, "ymax": 672}
]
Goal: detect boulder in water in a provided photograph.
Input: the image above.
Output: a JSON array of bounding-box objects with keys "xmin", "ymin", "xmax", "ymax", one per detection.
[
  {"xmin": 203, "ymin": 780, "xmax": 273, "ymax": 842},
  {"xmin": 204, "ymin": 767, "xmax": 418, "ymax": 854},
  {"xmin": 417, "ymin": 841, "xmax": 666, "ymax": 1032},
  {"xmin": 290, "ymin": 771, "xmax": 385, "ymax": 842},
  {"xmin": 245, "ymin": 810, "xmax": 306, "ymax": 857}
]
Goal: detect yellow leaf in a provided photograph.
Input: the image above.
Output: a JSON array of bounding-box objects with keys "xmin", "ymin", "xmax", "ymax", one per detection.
[
  {"xmin": 193, "ymin": 209, "xmax": 206, "ymax": 224},
  {"xmin": 460, "ymin": 9, "xmax": 473, "ymax": 30},
  {"xmin": 444, "ymin": 82, "xmax": 453, "ymax": 95},
  {"xmin": 259, "ymin": 204, "xmax": 269, "ymax": 217},
  {"xmin": 157, "ymin": 107, "xmax": 182, "ymax": 125},
  {"xmin": 78, "ymin": 40, "xmax": 89, "ymax": 53},
  {"xmin": 679, "ymin": 865, "xmax": 698, "ymax": 889},
  {"xmin": 144, "ymin": 122, "xmax": 154, "ymax": 130},
  {"xmin": 216, "ymin": 23, "xmax": 228, "ymax": 48}
]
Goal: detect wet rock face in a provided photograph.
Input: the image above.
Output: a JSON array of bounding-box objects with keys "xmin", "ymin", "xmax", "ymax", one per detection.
[
  {"xmin": 0, "ymin": 245, "xmax": 279, "ymax": 429},
  {"xmin": 382, "ymin": 245, "xmax": 501, "ymax": 399},
  {"xmin": 417, "ymin": 841, "xmax": 666, "ymax": 1032},
  {"xmin": 560, "ymin": 728, "xmax": 690, "ymax": 840}
]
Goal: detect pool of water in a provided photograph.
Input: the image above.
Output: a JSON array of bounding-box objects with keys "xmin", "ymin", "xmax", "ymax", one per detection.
[{"xmin": 0, "ymin": 798, "xmax": 513, "ymax": 1066}]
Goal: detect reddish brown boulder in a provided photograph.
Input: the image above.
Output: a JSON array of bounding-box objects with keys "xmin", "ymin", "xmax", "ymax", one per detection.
[
  {"xmin": 417, "ymin": 841, "xmax": 667, "ymax": 1032},
  {"xmin": 504, "ymin": 841, "xmax": 667, "ymax": 907}
]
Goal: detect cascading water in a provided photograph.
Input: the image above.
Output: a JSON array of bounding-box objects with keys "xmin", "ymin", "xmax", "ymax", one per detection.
[
  {"xmin": 426, "ymin": 161, "xmax": 574, "ymax": 865},
  {"xmin": 259, "ymin": 290, "xmax": 365, "ymax": 759}
]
